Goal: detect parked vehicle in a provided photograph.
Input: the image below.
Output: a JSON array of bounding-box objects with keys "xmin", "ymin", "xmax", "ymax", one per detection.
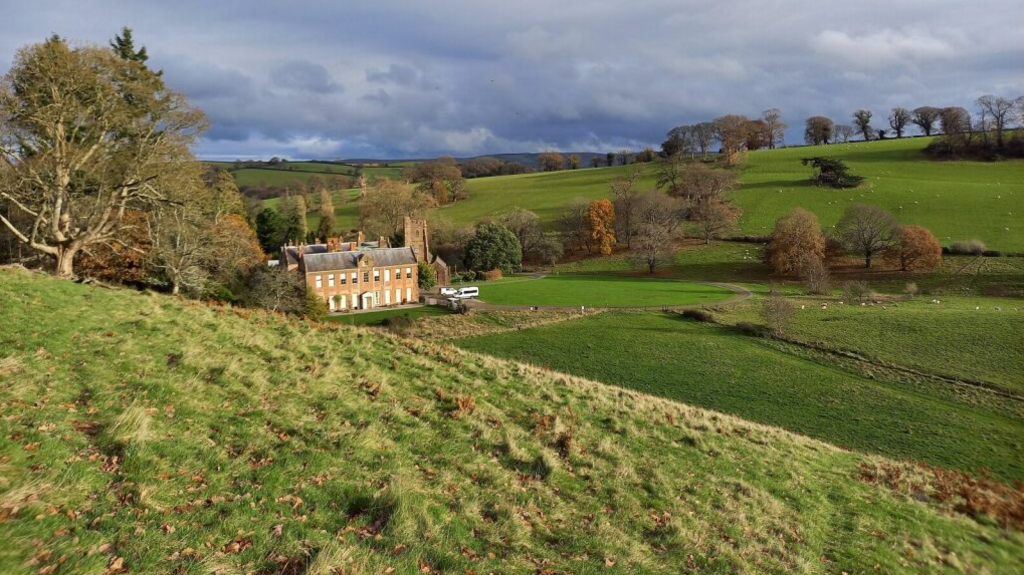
[
  {"xmin": 455, "ymin": 286, "xmax": 479, "ymax": 299},
  {"xmin": 439, "ymin": 286, "xmax": 457, "ymax": 296}
]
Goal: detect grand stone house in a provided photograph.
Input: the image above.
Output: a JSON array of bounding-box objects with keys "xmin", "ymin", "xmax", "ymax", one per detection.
[{"xmin": 279, "ymin": 218, "xmax": 449, "ymax": 311}]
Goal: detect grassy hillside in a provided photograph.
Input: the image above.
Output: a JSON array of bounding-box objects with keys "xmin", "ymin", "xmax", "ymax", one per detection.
[
  {"xmin": 2, "ymin": 268, "xmax": 1022, "ymax": 573},
  {"xmin": 207, "ymin": 161, "xmax": 404, "ymax": 190},
  {"xmin": 456, "ymin": 311, "xmax": 1024, "ymax": 482},
  {"xmin": 442, "ymin": 138, "xmax": 1024, "ymax": 250}
]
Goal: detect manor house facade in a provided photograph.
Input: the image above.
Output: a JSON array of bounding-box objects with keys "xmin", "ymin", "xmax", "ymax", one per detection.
[{"xmin": 280, "ymin": 218, "xmax": 449, "ymax": 311}]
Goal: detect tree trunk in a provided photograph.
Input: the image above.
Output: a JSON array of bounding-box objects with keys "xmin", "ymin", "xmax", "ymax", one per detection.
[
  {"xmin": 171, "ymin": 281, "xmax": 180, "ymax": 296},
  {"xmin": 54, "ymin": 245, "xmax": 78, "ymax": 278},
  {"xmin": 865, "ymin": 250, "xmax": 872, "ymax": 268}
]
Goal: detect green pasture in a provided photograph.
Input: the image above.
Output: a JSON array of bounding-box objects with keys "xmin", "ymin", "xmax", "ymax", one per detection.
[
  {"xmin": 713, "ymin": 295, "xmax": 1024, "ymax": 394},
  {"xmin": 456, "ymin": 311, "xmax": 1024, "ymax": 482}
]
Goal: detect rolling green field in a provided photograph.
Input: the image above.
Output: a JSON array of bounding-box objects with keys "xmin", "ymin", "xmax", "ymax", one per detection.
[
  {"xmin": 3, "ymin": 268, "xmax": 1022, "ymax": 574},
  {"xmin": 263, "ymin": 188, "xmax": 363, "ymax": 233},
  {"xmin": 442, "ymin": 138, "xmax": 1024, "ymax": 250},
  {"xmin": 324, "ymin": 304, "xmax": 451, "ymax": 326},
  {"xmin": 476, "ymin": 275, "xmax": 737, "ymax": 307},
  {"xmin": 207, "ymin": 160, "xmax": 406, "ymax": 189},
  {"xmin": 456, "ymin": 311, "xmax": 1024, "ymax": 482},
  {"xmin": 713, "ymin": 295, "xmax": 1024, "ymax": 394}
]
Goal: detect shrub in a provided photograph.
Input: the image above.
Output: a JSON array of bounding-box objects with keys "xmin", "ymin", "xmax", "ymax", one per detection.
[
  {"xmin": 798, "ymin": 254, "xmax": 831, "ymax": 295},
  {"xmin": 381, "ymin": 315, "xmax": 414, "ymax": 334},
  {"xmin": 483, "ymin": 269, "xmax": 503, "ymax": 281},
  {"xmin": 417, "ymin": 261, "xmax": 437, "ymax": 291},
  {"xmin": 949, "ymin": 239, "xmax": 987, "ymax": 256},
  {"xmin": 303, "ymin": 291, "xmax": 329, "ymax": 322},
  {"xmin": 982, "ymin": 250, "xmax": 1003, "ymax": 257},
  {"xmin": 680, "ymin": 309, "xmax": 715, "ymax": 323},
  {"xmin": 735, "ymin": 321, "xmax": 770, "ymax": 337},
  {"xmin": 760, "ymin": 292, "xmax": 795, "ymax": 336},
  {"xmin": 842, "ymin": 281, "xmax": 872, "ymax": 303}
]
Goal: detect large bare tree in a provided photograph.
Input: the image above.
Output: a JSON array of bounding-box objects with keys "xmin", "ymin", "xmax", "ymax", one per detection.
[
  {"xmin": 888, "ymin": 108, "xmax": 912, "ymax": 138},
  {"xmin": 610, "ymin": 165, "xmax": 643, "ymax": 247},
  {"xmin": 835, "ymin": 204, "xmax": 898, "ymax": 268},
  {"xmin": 0, "ymin": 36, "xmax": 206, "ymax": 277},
  {"xmin": 911, "ymin": 106, "xmax": 941, "ymax": 136},
  {"xmin": 358, "ymin": 179, "xmax": 434, "ymax": 239},
  {"xmin": 761, "ymin": 108, "xmax": 786, "ymax": 149},
  {"xmin": 804, "ymin": 116, "xmax": 834, "ymax": 145},
  {"xmin": 976, "ymin": 95, "xmax": 1016, "ymax": 148},
  {"xmin": 713, "ymin": 114, "xmax": 749, "ymax": 165},
  {"xmin": 852, "ymin": 109, "xmax": 873, "ymax": 141}
]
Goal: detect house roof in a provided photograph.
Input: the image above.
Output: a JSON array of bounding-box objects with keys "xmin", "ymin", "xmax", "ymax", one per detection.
[
  {"xmin": 302, "ymin": 247, "xmax": 417, "ymax": 272},
  {"xmin": 282, "ymin": 244, "xmax": 329, "ymax": 266}
]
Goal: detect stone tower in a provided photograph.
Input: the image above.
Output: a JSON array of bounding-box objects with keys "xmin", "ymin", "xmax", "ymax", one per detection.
[{"xmin": 403, "ymin": 217, "xmax": 429, "ymax": 262}]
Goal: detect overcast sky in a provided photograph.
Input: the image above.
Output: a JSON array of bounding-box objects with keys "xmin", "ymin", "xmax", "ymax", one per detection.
[{"xmin": 3, "ymin": 1, "xmax": 1022, "ymax": 160}]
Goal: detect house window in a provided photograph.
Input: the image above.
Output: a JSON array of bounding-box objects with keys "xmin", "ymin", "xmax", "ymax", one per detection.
[
  {"xmin": 315, "ymin": 275, "xmax": 322, "ymax": 289},
  {"xmin": 340, "ymin": 274, "xmax": 347, "ymax": 285},
  {"xmin": 406, "ymin": 267, "xmax": 413, "ymax": 279},
  {"xmin": 395, "ymin": 289, "xmax": 400, "ymax": 303},
  {"xmin": 384, "ymin": 269, "xmax": 391, "ymax": 282},
  {"xmin": 351, "ymin": 272, "xmax": 357, "ymax": 283},
  {"xmin": 373, "ymin": 270, "xmax": 380, "ymax": 281},
  {"xmin": 363, "ymin": 272, "xmax": 369, "ymax": 283},
  {"xmin": 328, "ymin": 274, "xmax": 335, "ymax": 287},
  {"xmin": 406, "ymin": 287, "xmax": 412, "ymax": 302}
]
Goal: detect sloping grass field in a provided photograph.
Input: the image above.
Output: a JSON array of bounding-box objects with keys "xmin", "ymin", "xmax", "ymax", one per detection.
[
  {"xmin": 443, "ymin": 138, "xmax": 1024, "ymax": 250},
  {"xmin": 2, "ymin": 268, "xmax": 1022, "ymax": 573},
  {"xmin": 456, "ymin": 311, "xmax": 1024, "ymax": 483}
]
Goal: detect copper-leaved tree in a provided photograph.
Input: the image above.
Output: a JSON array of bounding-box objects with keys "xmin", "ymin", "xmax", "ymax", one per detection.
[
  {"xmin": 0, "ymin": 35, "xmax": 206, "ymax": 277},
  {"xmin": 586, "ymin": 199, "xmax": 616, "ymax": 255}
]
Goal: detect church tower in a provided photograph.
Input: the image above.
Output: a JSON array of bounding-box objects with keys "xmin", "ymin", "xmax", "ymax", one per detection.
[{"xmin": 403, "ymin": 217, "xmax": 429, "ymax": 262}]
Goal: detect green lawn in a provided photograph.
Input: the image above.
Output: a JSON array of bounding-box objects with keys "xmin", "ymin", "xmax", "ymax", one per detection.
[
  {"xmin": 556, "ymin": 241, "xmax": 772, "ymax": 284},
  {"xmin": 455, "ymin": 312, "xmax": 1024, "ymax": 482},
  {"xmin": 325, "ymin": 305, "xmax": 450, "ymax": 326},
  {"xmin": 441, "ymin": 138, "xmax": 1024, "ymax": 250},
  {"xmin": 475, "ymin": 275, "xmax": 736, "ymax": 307}
]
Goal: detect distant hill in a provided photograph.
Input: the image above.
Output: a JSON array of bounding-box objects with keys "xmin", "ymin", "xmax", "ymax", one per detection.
[
  {"xmin": 1, "ymin": 267, "xmax": 1021, "ymax": 573},
  {"xmin": 331, "ymin": 152, "xmax": 608, "ymax": 170},
  {"xmin": 438, "ymin": 137, "xmax": 1024, "ymax": 251}
]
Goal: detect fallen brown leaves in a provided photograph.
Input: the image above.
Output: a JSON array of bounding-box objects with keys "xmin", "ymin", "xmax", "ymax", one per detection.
[
  {"xmin": 859, "ymin": 461, "xmax": 1024, "ymax": 530},
  {"xmin": 221, "ymin": 535, "xmax": 253, "ymax": 554}
]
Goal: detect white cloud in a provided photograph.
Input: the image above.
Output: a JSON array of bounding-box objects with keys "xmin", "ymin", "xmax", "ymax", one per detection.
[{"xmin": 812, "ymin": 28, "xmax": 957, "ymax": 68}]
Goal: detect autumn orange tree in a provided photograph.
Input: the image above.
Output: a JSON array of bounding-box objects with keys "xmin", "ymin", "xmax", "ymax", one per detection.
[
  {"xmin": 884, "ymin": 224, "xmax": 942, "ymax": 272},
  {"xmin": 764, "ymin": 208, "xmax": 826, "ymax": 274},
  {"xmin": 586, "ymin": 199, "xmax": 616, "ymax": 255}
]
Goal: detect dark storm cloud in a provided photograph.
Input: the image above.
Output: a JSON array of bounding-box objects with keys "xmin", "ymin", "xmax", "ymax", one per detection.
[{"xmin": 1, "ymin": 0, "xmax": 1022, "ymax": 159}]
